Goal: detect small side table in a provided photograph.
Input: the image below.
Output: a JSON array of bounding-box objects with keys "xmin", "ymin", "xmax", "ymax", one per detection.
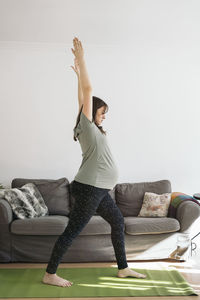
[{"xmin": 191, "ymin": 193, "xmax": 200, "ymax": 256}]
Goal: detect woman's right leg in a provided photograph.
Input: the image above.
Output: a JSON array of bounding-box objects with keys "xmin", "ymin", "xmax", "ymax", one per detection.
[{"xmin": 45, "ymin": 181, "xmax": 109, "ymax": 275}]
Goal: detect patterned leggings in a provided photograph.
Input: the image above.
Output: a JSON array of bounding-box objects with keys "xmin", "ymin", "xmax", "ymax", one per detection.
[{"xmin": 46, "ymin": 180, "xmax": 128, "ymax": 274}]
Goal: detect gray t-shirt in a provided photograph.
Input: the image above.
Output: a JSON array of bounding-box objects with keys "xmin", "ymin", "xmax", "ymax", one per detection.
[{"xmin": 73, "ymin": 111, "xmax": 119, "ymax": 189}]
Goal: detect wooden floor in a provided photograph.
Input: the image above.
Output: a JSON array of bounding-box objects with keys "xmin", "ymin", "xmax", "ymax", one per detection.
[{"xmin": 0, "ymin": 255, "xmax": 199, "ymax": 300}]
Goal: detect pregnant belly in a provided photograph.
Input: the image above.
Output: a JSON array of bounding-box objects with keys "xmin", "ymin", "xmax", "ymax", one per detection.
[{"xmin": 97, "ymin": 160, "xmax": 119, "ymax": 181}]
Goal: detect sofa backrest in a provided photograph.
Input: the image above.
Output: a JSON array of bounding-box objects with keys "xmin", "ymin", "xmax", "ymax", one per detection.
[
  {"xmin": 12, "ymin": 177, "xmax": 70, "ymax": 217},
  {"xmin": 11, "ymin": 178, "xmax": 172, "ymax": 218},
  {"xmin": 115, "ymin": 179, "xmax": 172, "ymax": 217}
]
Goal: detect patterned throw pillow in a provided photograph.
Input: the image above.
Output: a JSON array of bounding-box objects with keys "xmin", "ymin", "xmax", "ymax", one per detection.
[
  {"xmin": 138, "ymin": 192, "xmax": 171, "ymax": 217},
  {"xmin": 0, "ymin": 183, "xmax": 49, "ymax": 219}
]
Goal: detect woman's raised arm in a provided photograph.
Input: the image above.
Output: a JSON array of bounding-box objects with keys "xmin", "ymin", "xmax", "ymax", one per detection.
[
  {"xmin": 71, "ymin": 37, "xmax": 93, "ymax": 122},
  {"xmin": 71, "ymin": 58, "xmax": 84, "ymax": 112}
]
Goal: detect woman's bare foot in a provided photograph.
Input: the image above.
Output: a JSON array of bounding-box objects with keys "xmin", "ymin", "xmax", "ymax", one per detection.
[
  {"xmin": 117, "ymin": 267, "xmax": 146, "ymax": 278},
  {"xmin": 42, "ymin": 272, "xmax": 73, "ymax": 287}
]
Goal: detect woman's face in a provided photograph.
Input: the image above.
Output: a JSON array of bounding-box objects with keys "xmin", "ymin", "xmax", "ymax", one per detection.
[{"xmin": 95, "ymin": 106, "xmax": 106, "ymax": 126}]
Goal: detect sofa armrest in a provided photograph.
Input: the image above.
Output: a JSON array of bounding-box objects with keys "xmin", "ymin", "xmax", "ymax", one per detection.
[
  {"xmin": 0, "ymin": 198, "xmax": 13, "ymax": 224},
  {"xmin": 176, "ymin": 201, "xmax": 200, "ymax": 233},
  {"xmin": 0, "ymin": 198, "xmax": 13, "ymax": 262}
]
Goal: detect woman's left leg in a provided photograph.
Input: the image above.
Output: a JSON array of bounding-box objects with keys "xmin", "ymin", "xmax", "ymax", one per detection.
[
  {"xmin": 96, "ymin": 191, "xmax": 147, "ymax": 278},
  {"xmin": 96, "ymin": 192, "xmax": 128, "ymax": 270}
]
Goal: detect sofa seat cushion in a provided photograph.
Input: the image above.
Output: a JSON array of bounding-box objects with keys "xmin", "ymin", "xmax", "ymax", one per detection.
[
  {"xmin": 124, "ymin": 217, "xmax": 180, "ymax": 235},
  {"xmin": 11, "ymin": 215, "xmax": 111, "ymax": 236}
]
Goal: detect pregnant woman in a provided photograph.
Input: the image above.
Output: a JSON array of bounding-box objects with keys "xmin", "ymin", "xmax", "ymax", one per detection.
[{"xmin": 42, "ymin": 37, "xmax": 146, "ymax": 287}]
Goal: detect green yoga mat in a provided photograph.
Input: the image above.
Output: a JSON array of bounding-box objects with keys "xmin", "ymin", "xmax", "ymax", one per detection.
[{"xmin": 0, "ymin": 267, "xmax": 198, "ymax": 298}]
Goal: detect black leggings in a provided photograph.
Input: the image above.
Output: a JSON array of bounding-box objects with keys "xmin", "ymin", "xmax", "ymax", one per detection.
[{"xmin": 46, "ymin": 180, "xmax": 128, "ymax": 274}]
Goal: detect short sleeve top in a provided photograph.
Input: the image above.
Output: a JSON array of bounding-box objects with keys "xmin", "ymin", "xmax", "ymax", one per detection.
[{"xmin": 73, "ymin": 111, "xmax": 119, "ymax": 189}]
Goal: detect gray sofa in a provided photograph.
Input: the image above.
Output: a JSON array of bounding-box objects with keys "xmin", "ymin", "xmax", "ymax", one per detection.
[{"xmin": 0, "ymin": 177, "xmax": 200, "ymax": 263}]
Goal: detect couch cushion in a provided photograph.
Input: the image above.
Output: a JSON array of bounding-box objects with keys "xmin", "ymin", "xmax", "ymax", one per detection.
[
  {"xmin": 138, "ymin": 192, "xmax": 171, "ymax": 217},
  {"xmin": 124, "ymin": 216, "xmax": 180, "ymax": 235},
  {"xmin": 10, "ymin": 215, "xmax": 112, "ymax": 236},
  {"xmin": 11, "ymin": 215, "xmax": 68, "ymax": 235},
  {"xmin": 11, "ymin": 177, "xmax": 70, "ymax": 216},
  {"xmin": 115, "ymin": 179, "xmax": 172, "ymax": 217},
  {"xmin": 0, "ymin": 183, "xmax": 49, "ymax": 219}
]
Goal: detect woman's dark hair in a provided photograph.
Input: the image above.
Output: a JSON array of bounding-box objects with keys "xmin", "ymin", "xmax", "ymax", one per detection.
[{"xmin": 73, "ymin": 96, "xmax": 109, "ymax": 141}]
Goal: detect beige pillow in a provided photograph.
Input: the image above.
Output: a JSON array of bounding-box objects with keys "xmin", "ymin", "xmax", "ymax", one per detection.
[{"xmin": 138, "ymin": 192, "xmax": 171, "ymax": 217}]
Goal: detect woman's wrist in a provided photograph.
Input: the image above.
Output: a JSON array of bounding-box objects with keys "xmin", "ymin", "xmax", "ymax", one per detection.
[{"xmin": 78, "ymin": 56, "xmax": 85, "ymax": 65}]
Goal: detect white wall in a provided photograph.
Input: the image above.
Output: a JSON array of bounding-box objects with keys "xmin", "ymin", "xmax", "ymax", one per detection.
[{"xmin": 0, "ymin": 0, "xmax": 200, "ymax": 195}]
